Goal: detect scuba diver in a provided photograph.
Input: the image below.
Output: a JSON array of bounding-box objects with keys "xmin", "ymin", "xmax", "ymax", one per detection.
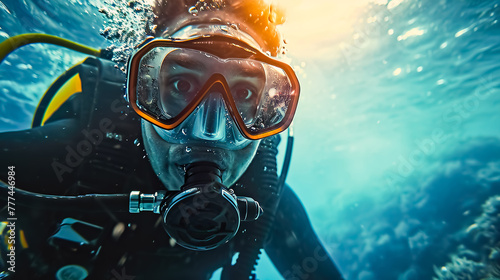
[{"xmin": 0, "ymin": 0, "xmax": 345, "ymax": 279}]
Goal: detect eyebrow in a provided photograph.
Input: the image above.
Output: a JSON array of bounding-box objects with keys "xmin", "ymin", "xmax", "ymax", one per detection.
[
  {"xmin": 233, "ymin": 64, "xmax": 265, "ymax": 79},
  {"xmin": 168, "ymin": 52, "xmax": 207, "ymax": 72}
]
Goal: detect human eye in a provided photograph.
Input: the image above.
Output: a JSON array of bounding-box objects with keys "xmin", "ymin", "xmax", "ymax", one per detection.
[
  {"xmin": 232, "ymin": 83, "xmax": 260, "ymax": 104},
  {"xmin": 172, "ymin": 78, "xmax": 192, "ymax": 94},
  {"xmin": 164, "ymin": 75, "xmax": 199, "ymax": 100},
  {"xmin": 231, "ymin": 83, "xmax": 262, "ymax": 125},
  {"xmin": 158, "ymin": 71, "xmax": 201, "ymax": 118}
]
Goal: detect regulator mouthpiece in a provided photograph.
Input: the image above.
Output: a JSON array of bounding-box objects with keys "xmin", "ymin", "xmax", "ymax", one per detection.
[{"xmin": 160, "ymin": 162, "xmax": 262, "ymax": 251}]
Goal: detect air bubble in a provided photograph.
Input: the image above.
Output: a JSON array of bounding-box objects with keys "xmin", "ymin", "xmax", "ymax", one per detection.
[
  {"xmin": 188, "ymin": 6, "xmax": 199, "ymax": 15},
  {"xmin": 268, "ymin": 9, "xmax": 277, "ymax": 23}
]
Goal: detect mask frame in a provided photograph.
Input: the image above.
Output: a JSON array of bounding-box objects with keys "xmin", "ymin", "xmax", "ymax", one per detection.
[{"xmin": 126, "ymin": 34, "xmax": 300, "ymax": 140}]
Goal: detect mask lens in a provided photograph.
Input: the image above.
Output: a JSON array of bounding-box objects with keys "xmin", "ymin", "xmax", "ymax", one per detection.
[
  {"xmin": 136, "ymin": 47, "xmax": 202, "ymax": 121},
  {"xmin": 239, "ymin": 64, "xmax": 294, "ymax": 135}
]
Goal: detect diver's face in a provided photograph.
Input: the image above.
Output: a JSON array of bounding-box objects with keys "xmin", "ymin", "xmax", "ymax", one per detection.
[{"xmin": 141, "ymin": 49, "xmax": 263, "ymax": 190}]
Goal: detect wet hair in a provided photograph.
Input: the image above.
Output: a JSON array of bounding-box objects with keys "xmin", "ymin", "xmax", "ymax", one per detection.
[{"xmin": 151, "ymin": 0, "xmax": 286, "ymax": 56}]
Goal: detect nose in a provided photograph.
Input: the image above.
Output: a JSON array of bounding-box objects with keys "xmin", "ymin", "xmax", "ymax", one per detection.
[{"xmin": 192, "ymin": 92, "xmax": 227, "ymax": 141}]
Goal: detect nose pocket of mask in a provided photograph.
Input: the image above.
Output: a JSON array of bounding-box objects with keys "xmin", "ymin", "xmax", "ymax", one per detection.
[{"xmin": 193, "ymin": 94, "xmax": 227, "ymax": 141}]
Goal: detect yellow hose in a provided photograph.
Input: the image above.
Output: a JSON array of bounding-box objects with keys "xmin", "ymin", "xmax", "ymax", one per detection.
[{"xmin": 0, "ymin": 33, "xmax": 104, "ymax": 63}]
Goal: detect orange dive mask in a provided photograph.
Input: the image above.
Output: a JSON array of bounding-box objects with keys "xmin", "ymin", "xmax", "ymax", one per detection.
[{"xmin": 126, "ymin": 35, "xmax": 300, "ymax": 140}]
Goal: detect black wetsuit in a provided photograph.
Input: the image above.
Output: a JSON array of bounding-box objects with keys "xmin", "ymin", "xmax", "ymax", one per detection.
[{"xmin": 0, "ymin": 58, "xmax": 344, "ymax": 280}]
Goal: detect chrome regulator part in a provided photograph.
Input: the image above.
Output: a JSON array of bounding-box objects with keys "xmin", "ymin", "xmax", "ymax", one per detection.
[{"xmin": 129, "ymin": 190, "xmax": 166, "ymax": 214}]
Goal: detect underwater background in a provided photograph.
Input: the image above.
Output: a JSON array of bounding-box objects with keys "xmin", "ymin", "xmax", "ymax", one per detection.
[{"xmin": 1, "ymin": 0, "xmax": 499, "ymax": 279}]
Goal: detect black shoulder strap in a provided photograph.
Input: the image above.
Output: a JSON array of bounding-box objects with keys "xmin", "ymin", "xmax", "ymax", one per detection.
[
  {"xmin": 73, "ymin": 57, "xmax": 153, "ymax": 194},
  {"xmin": 41, "ymin": 57, "xmax": 159, "ymax": 194}
]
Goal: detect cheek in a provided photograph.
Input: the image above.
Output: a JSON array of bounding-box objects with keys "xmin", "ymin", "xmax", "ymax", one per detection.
[
  {"xmin": 142, "ymin": 121, "xmax": 183, "ymax": 190},
  {"xmin": 224, "ymin": 140, "xmax": 260, "ymax": 185}
]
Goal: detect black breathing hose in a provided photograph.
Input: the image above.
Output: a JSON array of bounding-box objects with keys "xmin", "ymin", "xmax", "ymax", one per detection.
[
  {"xmin": 0, "ymin": 181, "xmax": 129, "ymax": 212},
  {"xmin": 222, "ymin": 135, "xmax": 282, "ymax": 279},
  {"xmin": 278, "ymin": 134, "xmax": 294, "ymax": 193}
]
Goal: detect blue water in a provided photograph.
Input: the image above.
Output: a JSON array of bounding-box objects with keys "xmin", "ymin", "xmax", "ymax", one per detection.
[{"xmin": 1, "ymin": 0, "xmax": 500, "ymax": 279}]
